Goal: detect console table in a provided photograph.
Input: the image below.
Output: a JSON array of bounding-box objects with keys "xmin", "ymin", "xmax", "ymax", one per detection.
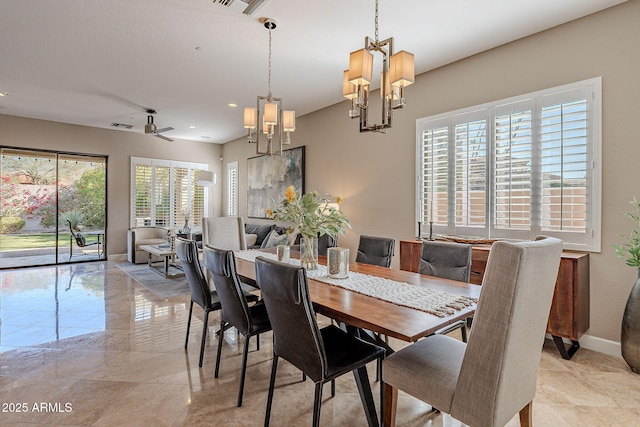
[{"xmin": 399, "ymin": 240, "xmax": 590, "ymax": 360}]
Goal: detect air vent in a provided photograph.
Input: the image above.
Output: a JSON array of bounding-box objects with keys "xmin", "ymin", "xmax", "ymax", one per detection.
[
  {"xmin": 212, "ymin": 0, "xmax": 268, "ymax": 16},
  {"xmin": 110, "ymin": 122, "xmax": 133, "ymax": 129}
]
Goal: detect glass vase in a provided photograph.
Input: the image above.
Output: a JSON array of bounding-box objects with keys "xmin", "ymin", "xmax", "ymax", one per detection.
[{"xmin": 300, "ymin": 236, "xmax": 318, "ymax": 270}]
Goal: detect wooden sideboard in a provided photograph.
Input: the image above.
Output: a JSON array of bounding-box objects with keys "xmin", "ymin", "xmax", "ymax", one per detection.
[{"xmin": 399, "ymin": 240, "xmax": 590, "ymax": 359}]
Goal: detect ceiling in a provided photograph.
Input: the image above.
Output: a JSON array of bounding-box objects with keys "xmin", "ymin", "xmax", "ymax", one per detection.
[{"xmin": 0, "ymin": 0, "xmax": 626, "ymax": 144}]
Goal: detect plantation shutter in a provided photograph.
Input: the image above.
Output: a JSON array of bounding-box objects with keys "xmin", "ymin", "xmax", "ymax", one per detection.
[
  {"xmin": 422, "ymin": 127, "xmax": 448, "ymax": 226},
  {"xmin": 130, "ymin": 158, "xmax": 208, "ymax": 229},
  {"xmin": 134, "ymin": 165, "xmax": 152, "ymax": 226},
  {"xmin": 227, "ymin": 161, "xmax": 239, "ymax": 216},
  {"xmin": 493, "ymin": 108, "xmax": 533, "ymax": 232},
  {"xmin": 454, "ymin": 119, "xmax": 487, "ymax": 229},
  {"xmin": 540, "ymin": 97, "xmax": 588, "ymax": 234}
]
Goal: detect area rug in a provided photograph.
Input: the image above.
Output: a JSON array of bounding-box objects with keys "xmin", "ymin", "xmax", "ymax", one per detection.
[{"xmin": 117, "ymin": 263, "xmax": 189, "ymax": 299}]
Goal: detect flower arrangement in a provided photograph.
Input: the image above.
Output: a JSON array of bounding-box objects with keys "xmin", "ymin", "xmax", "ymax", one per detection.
[
  {"xmin": 614, "ymin": 197, "xmax": 640, "ymax": 268},
  {"xmin": 267, "ymin": 185, "xmax": 350, "ymax": 269}
]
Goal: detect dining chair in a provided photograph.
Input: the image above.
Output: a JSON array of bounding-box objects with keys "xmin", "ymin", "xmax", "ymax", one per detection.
[
  {"xmin": 67, "ymin": 220, "xmax": 102, "ymax": 261},
  {"xmin": 204, "ymin": 246, "xmax": 271, "ymax": 407},
  {"xmin": 202, "ymin": 216, "xmax": 247, "ymax": 251},
  {"xmin": 176, "ymin": 238, "xmax": 258, "ymax": 368},
  {"xmin": 382, "ymin": 236, "xmax": 562, "ymax": 427},
  {"xmin": 318, "ymin": 233, "xmax": 338, "ymax": 256},
  {"xmin": 255, "ymin": 256, "xmax": 385, "ymax": 427},
  {"xmin": 355, "ymin": 235, "xmax": 396, "ymax": 268},
  {"xmin": 419, "ymin": 240, "xmax": 473, "ymax": 342}
]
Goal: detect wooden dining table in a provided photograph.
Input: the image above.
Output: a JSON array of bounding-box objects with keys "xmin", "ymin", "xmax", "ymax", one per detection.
[{"xmin": 234, "ymin": 252, "xmax": 481, "ymax": 343}]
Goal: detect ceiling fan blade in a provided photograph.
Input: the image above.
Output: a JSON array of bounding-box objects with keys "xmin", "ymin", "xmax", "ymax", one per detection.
[
  {"xmin": 155, "ymin": 127, "xmax": 174, "ymax": 134},
  {"xmin": 154, "ymin": 133, "xmax": 174, "ymax": 142}
]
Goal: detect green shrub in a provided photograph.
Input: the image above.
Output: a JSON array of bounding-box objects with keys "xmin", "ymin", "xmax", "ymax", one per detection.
[{"xmin": 0, "ymin": 216, "xmax": 26, "ymax": 233}]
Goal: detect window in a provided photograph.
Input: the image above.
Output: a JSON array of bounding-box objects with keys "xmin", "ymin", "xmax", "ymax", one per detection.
[
  {"xmin": 130, "ymin": 157, "xmax": 208, "ymax": 228},
  {"xmin": 417, "ymin": 78, "xmax": 601, "ymax": 251},
  {"xmin": 226, "ymin": 161, "xmax": 238, "ymax": 216}
]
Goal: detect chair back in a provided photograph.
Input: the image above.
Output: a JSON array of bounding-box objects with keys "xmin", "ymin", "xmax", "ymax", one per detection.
[
  {"xmin": 67, "ymin": 220, "xmax": 86, "ymax": 246},
  {"xmin": 355, "ymin": 235, "xmax": 395, "ymax": 268},
  {"xmin": 175, "ymin": 238, "xmax": 211, "ymax": 310},
  {"xmin": 318, "ymin": 233, "xmax": 337, "ymax": 256},
  {"xmin": 202, "ymin": 217, "xmax": 247, "ymax": 251},
  {"xmin": 419, "ymin": 240, "xmax": 472, "ymax": 282},
  {"xmin": 450, "ymin": 236, "xmax": 562, "ymax": 426},
  {"xmin": 204, "ymin": 246, "xmax": 252, "ymax": 335},
  {"xmin": 255, "ymin": 257, "xmax": 326, "ymax": 382}
]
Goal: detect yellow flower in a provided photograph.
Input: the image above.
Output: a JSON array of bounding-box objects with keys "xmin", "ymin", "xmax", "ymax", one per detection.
[
  {"xmin": 336, "ymin": 196, "xmax": 344, "ymax": 205},
  {"xmin": 265, "ymin": 208, "xmax": 273, "ymax": 218},
  {"xmin": 285, "ymin": 185, "xmax": 296, "ymax": 202}
]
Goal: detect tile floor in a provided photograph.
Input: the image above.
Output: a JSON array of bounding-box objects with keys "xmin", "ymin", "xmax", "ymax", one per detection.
[{"xmin": 1, "ymin": 261, "xmax": 639, "ymax": 426}]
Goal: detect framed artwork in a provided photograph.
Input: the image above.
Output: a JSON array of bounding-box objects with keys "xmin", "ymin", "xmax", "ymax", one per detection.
[{"xmin": 247, "ymin": 146, "xmax": 305, "ymax": 218}]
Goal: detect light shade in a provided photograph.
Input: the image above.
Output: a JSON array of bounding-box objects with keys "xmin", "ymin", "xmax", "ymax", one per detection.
[
  {"xmin": 283, "ymin": 110, "xmax": 296, "ymax": 132},
  {"xmin": 389, "ymin": 50, "xmax": 415, "ymax": 88},
  {"xmin": 348, "ymin": 48, "xmax": 373, "ymax": 85},
  {"xmin": 264, "ymin": 102, "xmax": 278, "ymax": 125},
  {"xmin": 342, "ymin": 70, "xmax": 357, "ymax": 99},
  {"xmin": 244, "ymin": 107, "xmax": 257, "ymax": 129},
  {"xmin": 195, "ymin": 170, "xmax": 217, "ymax": 186}
]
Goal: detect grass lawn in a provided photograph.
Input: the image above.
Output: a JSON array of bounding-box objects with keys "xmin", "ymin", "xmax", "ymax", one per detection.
[{"xmin": 0, "ymin": 233, "xmax": 72, "ymax": 251}]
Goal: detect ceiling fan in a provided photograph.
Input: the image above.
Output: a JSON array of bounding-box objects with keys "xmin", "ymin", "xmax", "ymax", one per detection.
[{"xmin": 144, "ymin": 109, "xmax": 174, "ymax": 141}]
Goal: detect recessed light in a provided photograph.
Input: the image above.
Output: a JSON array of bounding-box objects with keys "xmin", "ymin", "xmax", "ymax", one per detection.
[
  {"xmin": 189, "ymin": 125, "xmax": 196, "ymax": 129},
  {"xmin": 228, "ymin": 103, "xmax": 238, "ymax": 108},
  {"xmin": 201, "ymin": 136, "xmax": 211, "ymax": 139},
  {"xmin": 0, "ymin": 92, "xmax": 7, "ymax": 97}
]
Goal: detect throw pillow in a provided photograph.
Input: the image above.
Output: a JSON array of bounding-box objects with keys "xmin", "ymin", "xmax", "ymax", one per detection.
[
  {"xmin": 261, "ymin": 229, "xmax": 289, "ymax": 248},
  {"xmin": 246, "ymin": 233, "xmax": 258, "ymax": 247},
  {"xmin": 245, "ymin": 223, "xmax": 274, "ymax": 246}
]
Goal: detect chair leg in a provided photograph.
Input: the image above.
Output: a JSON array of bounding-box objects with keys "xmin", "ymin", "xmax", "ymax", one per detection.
[
  {"xmin": 383, "ymin": 382, "xmax": 398, "ymax": 427},
  {"xmin": 376, "ymin": 358, "xmax": 381, "ymax": 382},
  {"xmin": 519, "ymin": 401, "xmax": 533, "ymax": 427},
  {"xmin": 265, "ymin": 354, "xmax": 279, "ymax": 427},
  {"xmin": 331, "ymin": 379, "xmax": 335, "ymax": 397},
  {"xmin": 256, "ymin": 333, "xmax": 260, "ymax": 351},
  {"xmin": 461, "ymin": 324, "xmax": 468, "ymax": 343},
  {"xmin": 312, "ymin": 382, "xmax": 323, "ymax": 427},
  {"xmin": 185, "ymin": 301, "xmax": 194, "ymax": 348},
  {"xmin": 302, "ymin": 372, "xmax": 306, "ymax": 382},
  {"xmin": 215, "ymin": 320, "xmax": 225, "ymax": 377},
  {"xmin": 199, "ymin": 310, "xmax": 209, "ymax": 368},
  {"xmin": 237, "ymin": 334, "xmax": 250, "ymax": 407}
]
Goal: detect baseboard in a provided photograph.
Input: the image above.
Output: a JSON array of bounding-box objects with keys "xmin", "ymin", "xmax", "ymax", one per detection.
[
  {"xmin": 108, "ymin": 253, "xmax": 129, "ymax": 262},
  {"xmin": 548, "ymin": 333, "xmax": 621, "ymax": 358},
  {"xmin": 579, "ymin": 333, "xmax": 621, "ymax": 357}
]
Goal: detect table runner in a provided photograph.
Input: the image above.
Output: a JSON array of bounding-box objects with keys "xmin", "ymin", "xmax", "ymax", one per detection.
[{"xmin": 234, "ymin": 250, "xmax": 477, "ymax": 318}]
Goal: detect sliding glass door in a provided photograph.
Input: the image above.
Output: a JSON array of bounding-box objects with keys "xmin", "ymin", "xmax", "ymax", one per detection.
[{"xmin": 0, "ymin": 148, "xmax": 107, "ymax": 268}]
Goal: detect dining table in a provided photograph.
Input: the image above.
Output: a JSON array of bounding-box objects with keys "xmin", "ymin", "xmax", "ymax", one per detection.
[
  {"xmin": 234, "ymin": 251, "xmax": 481, "ymax": 343},
  {"xmin": 232, "ymin": 249, "xmax": 482, "ymax": 427}
]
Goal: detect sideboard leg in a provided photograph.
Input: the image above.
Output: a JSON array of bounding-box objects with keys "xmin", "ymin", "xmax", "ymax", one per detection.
[{"xmin": 552, "ymin": 335, "xmax": 580, "ymax": 360}]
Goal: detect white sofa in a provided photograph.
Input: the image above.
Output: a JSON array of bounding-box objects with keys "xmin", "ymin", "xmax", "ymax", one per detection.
[{"xmin": 127, "ymin": 226, "xmax": 169, "ymax": 264}]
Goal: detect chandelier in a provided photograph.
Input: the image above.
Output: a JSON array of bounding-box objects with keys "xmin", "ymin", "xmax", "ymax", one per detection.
[
  {"xmin": 243, "ymin": 18, "xmax": 295, "ymax": 155},
  {"xmin": 343, "ymin": 0, "xmax": 415, "ymax": 133}
]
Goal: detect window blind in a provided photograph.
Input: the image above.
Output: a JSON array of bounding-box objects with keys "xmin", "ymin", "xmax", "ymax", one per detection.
[
  {"xmin": 227, "ymin": 161, "xmax": 239, "ymax": 216},
  {"xmin": 130, "ymin": 157, "xmax": 208, "ymax": 229},
  {"xmin": 416, "ymin": 77, "xmax": 601, "ymax": 251}
]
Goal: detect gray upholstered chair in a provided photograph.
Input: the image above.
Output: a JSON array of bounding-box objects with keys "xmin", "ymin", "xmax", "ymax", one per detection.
[
  {"xmin": 318, "ymin": 233, "xmax": 337, "ymax": 256},
  {"xmin": 205, "ymin": 246, "xmax": 270, "ymax": 407},
  {"xmin": 255, "ymin": 256, "xmax": 385, "ymax": 427},
  {"xmin": 355, "ymin": 235, "xmax": 395, "ymax": 268},
  {"xmin": 383, "ymin": 236, "xmax": 562, "ymax": 427},
  {"xmin": 202, "ymin": 216, "xmax": 247, "ymax": 251},
  {"xmin": 127, "ymin": 226, "xmax": 168, "ymax": 263},
  {"xmin": 419, "ymin": 240, "xmax": 472, "ymax": 282},
  {"xmin": 420, "ymin": 240, "xmax": 473, "ymax": 341}
]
